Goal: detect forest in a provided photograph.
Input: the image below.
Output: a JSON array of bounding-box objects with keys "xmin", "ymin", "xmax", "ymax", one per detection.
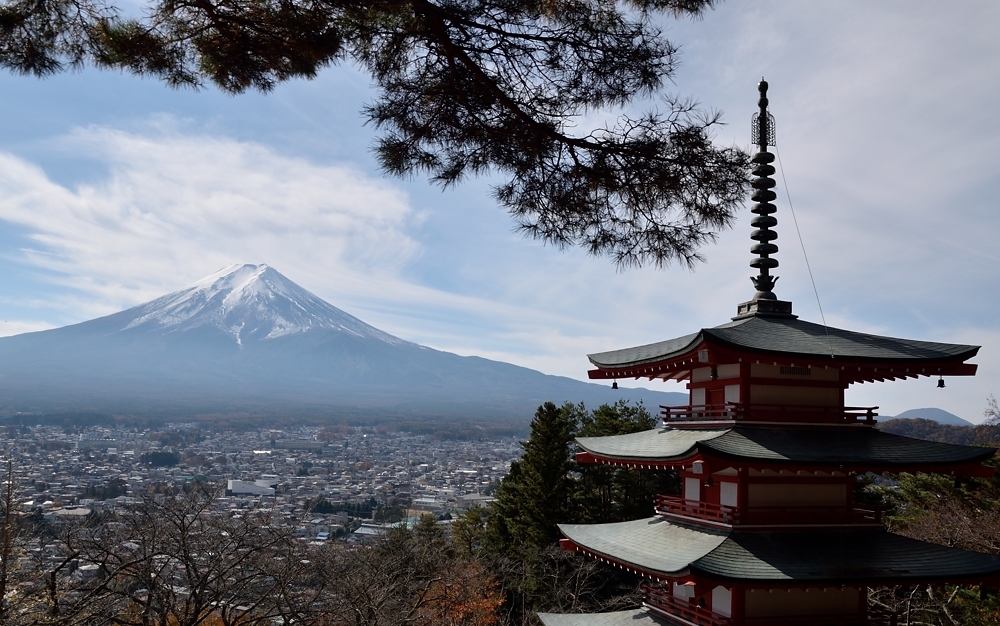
[{"xmin": 3, "ymin": 401, "xmax": 1000, "ymax": 625}]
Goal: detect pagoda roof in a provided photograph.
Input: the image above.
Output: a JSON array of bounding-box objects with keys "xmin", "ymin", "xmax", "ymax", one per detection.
[
  {"xmin": 575, "ymin": 426, "xmax": 995, "ymax": 474},
  {"xmin": 538, "ymin": 609, "xmax": 670, "ymax": 626},
  {"xmin": 559, "ymin": 517, "xmax": 1000, "ymax": 584},
  {"xmin": 587, "ymin": 315, "xmax": 978, "ymax": 382},
  {"xmin": 561, "ymin": 517, "xmax": 728, "ymax": 576}
]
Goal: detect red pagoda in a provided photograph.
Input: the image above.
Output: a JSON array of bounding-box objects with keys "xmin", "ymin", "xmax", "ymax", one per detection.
[{"xmin": 538, "ymin": 81, "xmax": 1000, "ymax": 626}]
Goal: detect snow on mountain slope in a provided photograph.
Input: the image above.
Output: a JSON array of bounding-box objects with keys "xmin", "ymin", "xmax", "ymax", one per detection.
[{"xmin": 120, "ymin": 264, "xmax": 409, "ymax": 346}]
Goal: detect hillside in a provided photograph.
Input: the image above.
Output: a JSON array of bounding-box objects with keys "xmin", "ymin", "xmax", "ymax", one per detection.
[
  {"xmin": 878, "ymin": 417, "xmax": 1000, "ymax": 448},
  {"xmin": 890, "ymin": 407, "xmax": 973, "ymax": 426}
]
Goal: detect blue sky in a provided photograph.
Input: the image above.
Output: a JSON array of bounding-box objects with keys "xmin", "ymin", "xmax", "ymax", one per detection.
[{"xmin": 0, "ymin": 1, "xmax": 998, "ymax": 422}]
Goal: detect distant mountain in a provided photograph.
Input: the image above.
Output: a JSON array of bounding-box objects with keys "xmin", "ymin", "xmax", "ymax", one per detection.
[
  {"xmin": 0, "ymin": 264, "xmax": 685, "ymax": 419},
  {"xmin": 889, "ymin": 408, "xmax": 973, "ymax": 427},
  {"xmin": 118, "ymin": 264, "xmax": 408, "ymax": 345}
]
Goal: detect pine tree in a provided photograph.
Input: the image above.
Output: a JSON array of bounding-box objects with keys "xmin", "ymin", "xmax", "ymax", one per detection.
[
  {"xmin": 0, "ymin": 0, "xmax": 748, "ymax": 267},
  {"xmin": 488, "ymin": 401, "xmax": 579, "ymax": 552},
  {"xmin": 483, "ymin": 401, "xmax": 653, "ymax": 623},
  {"xmin": 576, "ymin": 400, "xmax": 676, "ymax": 523}
]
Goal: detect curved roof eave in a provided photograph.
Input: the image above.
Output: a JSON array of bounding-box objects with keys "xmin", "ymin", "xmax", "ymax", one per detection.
[
  {"xmin": 559, "ymin": 519, "xmax": 1000, "ymax": 584},
  {"xmin": 692, "ymin": 529, "xmax": 1000, "ymax": 584},
  {"xmin": 587, "ymin": 331, "xmax": 703, "ymax": 369},
  {"xmin": 587, "ymin": 316, "xmax": 980, "ymax": 372},
  {"xmin": 576, "ymin": 428, "xmax": 728, "ymax": 463},
  {"xmin": 559, "ymin": 517, "xmax": 726, "ymax": 577},
  {"xmin": 575, "ymin": 427, "xmax": 996, "ymax": 475}
]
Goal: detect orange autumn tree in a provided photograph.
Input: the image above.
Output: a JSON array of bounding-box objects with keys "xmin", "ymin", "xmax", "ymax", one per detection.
[{"xmin": 413, "ymin": 561, "xmax": 502, "ymax": 626}]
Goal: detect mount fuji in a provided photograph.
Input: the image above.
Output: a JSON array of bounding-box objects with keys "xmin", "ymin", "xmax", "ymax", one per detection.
[{"xmin": 0, "ymin": 264, "xmax": 684, "ymax": 418}]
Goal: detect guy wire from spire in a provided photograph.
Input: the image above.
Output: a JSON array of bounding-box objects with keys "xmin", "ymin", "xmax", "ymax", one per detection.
[{"xmin": 774, "ymin": 145, "xmax": 834, "ymax": 358}]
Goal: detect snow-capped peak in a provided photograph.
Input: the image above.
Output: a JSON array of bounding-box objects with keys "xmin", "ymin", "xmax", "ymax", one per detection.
[{"xmin": 121, "ymin": 264, "xmax": 408, "ymax": 346}]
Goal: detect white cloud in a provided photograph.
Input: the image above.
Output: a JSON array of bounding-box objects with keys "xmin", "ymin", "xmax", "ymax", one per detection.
[{"xmin": 0, "ymin": 123, "xmax": 421, "ymax": 318}]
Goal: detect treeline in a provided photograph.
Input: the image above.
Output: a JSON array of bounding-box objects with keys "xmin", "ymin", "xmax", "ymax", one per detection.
[
  {"xmin": 862, "ymin": 469, "xmax": 1000, "ymax": 623},
  {"xmin": 879, "ymin": 417, "xmax": 1000, "ymax": 447}
]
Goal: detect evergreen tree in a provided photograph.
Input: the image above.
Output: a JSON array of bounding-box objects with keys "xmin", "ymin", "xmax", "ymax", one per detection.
[
  {"xmin": 0, "ymin": 0, "xmax": 748, "ymax": 267},
  {"xmin": 482, "ymin": 400, "xmax": 654, "ymax": 623},
  {"xmin": 578, "ymin": 398, "xmax": 655, "ymax": 436},
  {"xmin": 576, "ymin": 400, "xmax": 677, "ymax": 523},
  {"xmin": 488, "ymin": 401, "xmax": 579, "ymax": 552}
]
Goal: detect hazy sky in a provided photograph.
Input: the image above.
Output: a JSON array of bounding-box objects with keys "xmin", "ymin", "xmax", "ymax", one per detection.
[{"xmin": 0, "ymin": 1, "xmax": 998, "ymax": 422}]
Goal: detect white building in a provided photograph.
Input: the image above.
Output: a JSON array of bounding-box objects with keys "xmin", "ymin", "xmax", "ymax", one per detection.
[{"xmin": 226, "ymin": 479, "xmax": 275, "ymax": 496}]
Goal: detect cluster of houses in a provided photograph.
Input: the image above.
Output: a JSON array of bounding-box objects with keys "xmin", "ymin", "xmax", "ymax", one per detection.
[{"xmin": 2, "ymin": 421, "xmax": 519, "ymax": 543}]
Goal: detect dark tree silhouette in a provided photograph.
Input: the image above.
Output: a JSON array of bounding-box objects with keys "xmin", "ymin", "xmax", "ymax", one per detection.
[{"xmin": 0, "ymin": 0, "xmax": 748, "ymax": 267}]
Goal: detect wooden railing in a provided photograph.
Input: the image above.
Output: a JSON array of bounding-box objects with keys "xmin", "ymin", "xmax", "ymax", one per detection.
[
  {"xmin": 643, "ymin": 586, "xmax": 897, "ymax": 626},
  {"xmin": 644, "ymin": 587, "xmax": 731, "ymax": 626},
  {"xmin": 654, "ymin": 495, "xmax": 883, "ymax": 527},
  {"xmin": 660, "ymin": 403, "xmax": 878, "ymax": 425},
  {"xmin": 655, "ymin": 495, "xmax": 734, "ymax": 524}
]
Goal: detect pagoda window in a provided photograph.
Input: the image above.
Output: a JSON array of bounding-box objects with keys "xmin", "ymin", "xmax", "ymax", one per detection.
[
  {"xmin": 691, "ymin": 387, "xmax": 705, "ymax": 406},
  {"xmin": 719, "ymin": 481, "xmax": 738, "ymax": 507},
  {"xmin": 683, "ymin": 477, "xmax": 701, "ymax": 502},
  {"xmin": 724, "ymin": 384, "xmax": 740, "ymax": 404},
  {"xmin": 711, "ymin": 586, "xmax": 732, "ymax": 618},
  {"xmin": 672, "ymin": 582, "xmax": 694, "ymax": 601}
]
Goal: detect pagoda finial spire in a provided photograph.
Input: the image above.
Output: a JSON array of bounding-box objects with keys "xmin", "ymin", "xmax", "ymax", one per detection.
[
  {"xmin": 750, "ymin": 79, "xmax": 778, "ymax": 300},
  {"xmin": 735, "ymin": 79, "xmax": 794, "ymax": 319}
]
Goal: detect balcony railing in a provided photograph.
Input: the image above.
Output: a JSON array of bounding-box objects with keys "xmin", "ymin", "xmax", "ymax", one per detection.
[
  {"xmin": 643, "ymin": 586, "xmax": 898, "ymax": 626},
  {"xmin": 660, "ymin": 403, "xmax": 878, "ymax": 425},
  {"xmin": 655, "ymin": 495, "xmax": 734, "ymax": 525},
  {"xmin": 644, "ymin": 587, "xmax": 731, "ymax": 626},
  {"xmin": 654, "ymin": 495, "xmax": 883, "ymax": 527}
]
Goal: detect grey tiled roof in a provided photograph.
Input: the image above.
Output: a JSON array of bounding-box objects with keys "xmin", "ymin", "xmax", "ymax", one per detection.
[
  {"xmin": 561, "ymin": 518, "xmax": 1000, "ymax": 583},
  {"xmin": 588, "ymin": 315, "xmax": 979, "ymax": 368},
  {"xmin": 588, "ymin": 332, "xmax": 700, "ymax": 368},
  {"xmin": 576, "ymin": 426, "xmax": 995, "ymax": 468},
  {"xmin": 576, "ymin": 428, "xmax": 727, "ymax": 462},
  {"xmin": 695, "ymin": 529, "xmax": 1000, "ymax": 583},
  {"xmin": 538, "ymin": 609, "xmax": 671, "ymax": 626},
  {"xmin": 558, "ymin": 517, "xmax": 727, "ymax": 575},
  {"xmin": 703, "ymin": 427, "xmax": 995, "ymax": 468}
]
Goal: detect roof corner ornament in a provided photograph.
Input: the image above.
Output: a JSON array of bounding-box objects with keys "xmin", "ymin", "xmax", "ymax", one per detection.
[{"xmin": 736, "ymin": 79, "xmax": 795, "ymax": 320}]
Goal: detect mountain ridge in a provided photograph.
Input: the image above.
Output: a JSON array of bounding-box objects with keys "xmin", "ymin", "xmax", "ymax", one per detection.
[
  {"xmin": 0, "ymin": 265, "xmax": 685, "ymax": 419},
  {"xmin": 889, "ymin": 407, "xmax": 973, "ymax": 427}
]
